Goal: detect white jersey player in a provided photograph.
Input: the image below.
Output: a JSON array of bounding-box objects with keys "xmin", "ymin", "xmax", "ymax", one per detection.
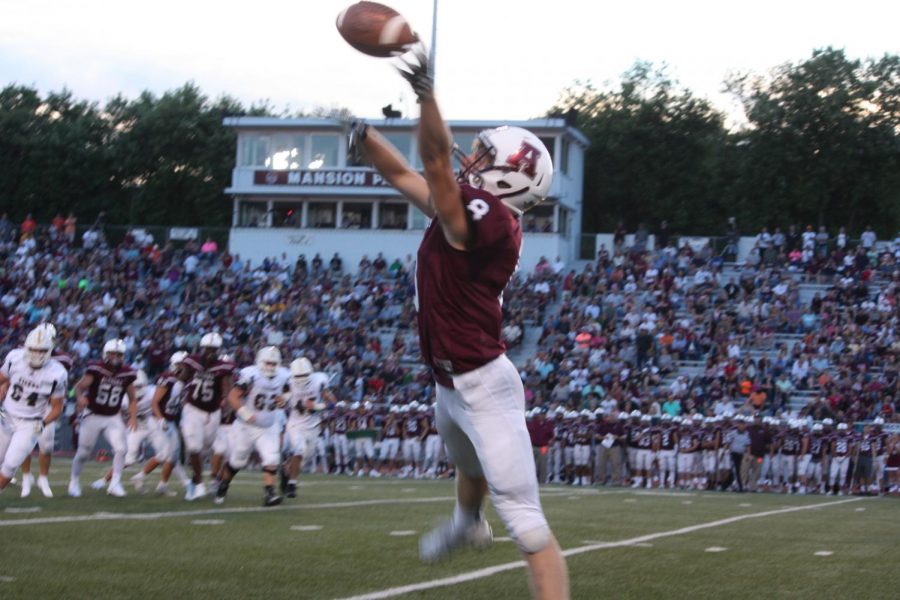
[
  {"xmin": 284, "ymin": 358, "xmax": 334, "ymax": 498},
  {"xmin": 214, "ymin": 346, "xmax": 290, "ymax": 507},
  {"xmin": 0, "ymin": 328, "xmax": 68, "ymax": 493}
]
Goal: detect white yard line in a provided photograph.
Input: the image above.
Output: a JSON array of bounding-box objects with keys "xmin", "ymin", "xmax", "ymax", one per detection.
[
  {"xmin": 0, "ymin": 496, "xmax": 454, "ymax": 527},
  {"xmin": 336, "ymin": 497, "xmax": 865, "ymax": 600}
]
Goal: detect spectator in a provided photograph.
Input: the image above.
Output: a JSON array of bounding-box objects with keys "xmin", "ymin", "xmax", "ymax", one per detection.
[{"xmin": 20, "ymin": 213, "xmax": 37, "ymax": 241}]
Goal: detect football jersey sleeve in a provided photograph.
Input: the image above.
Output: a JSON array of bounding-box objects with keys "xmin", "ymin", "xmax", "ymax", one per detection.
[
  {"xmin": 0, "ymin": 350, "xmax": 14, "ymax": 378},
  {"xmin": 52, "ymin": 366, "xmax": 68, "ymax": 399},
  {"xmin": 461, "ymin": 185, "xmax": 516, "ymax": 251},
  {"xmin": 236, "ymin": 366, "xmax": 256, "ymax": 390}
]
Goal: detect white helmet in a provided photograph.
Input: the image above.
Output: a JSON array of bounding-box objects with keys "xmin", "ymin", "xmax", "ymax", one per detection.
[
  {"xmin": 873, "ymin": 417, "xmax": 885, "ymax": 426},
  {"xmin": 837, "ymin": 423, "xmax": 848, "ymax": 431},
  {"xmin": 350, "ymin": 401, "xmax": 360, "ymax": 411},
  {"xmin": 103, "ymin": 339, "xmax": 126, "ymax": 366},
  {"xmin": 200, "ymin": 332, "xmax": 224, "ymax": 350},
  {"xmin": 169, "ymin": 351, "xmax": 188, "ymax": 370},
  {"xmin": 290, "ymin": 357, "xmax": 313, "ymax": 386},
  {"xmin": 456, "ymin": 126, "xmax": 553, "ymax": 215},
  {"xmin": 256, "ymin": 346, "xmax": 282, "ymax": 378},
  {"xmin": 134, "ymin": 369, "xmax": 148, "ymax": 391},
  {"xmin": 24, "ymin": 326, "xmax": 55, "ymax": 369}
]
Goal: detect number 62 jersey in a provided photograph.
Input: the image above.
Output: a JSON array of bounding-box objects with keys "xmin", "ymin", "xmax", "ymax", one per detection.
[
  {"xmin": 236, "ymin": 365, "xmax": 291, "ymax": 417},
  {"xmin": 1, "ymin": 348, "xmax": 68, "ymax": 419}
]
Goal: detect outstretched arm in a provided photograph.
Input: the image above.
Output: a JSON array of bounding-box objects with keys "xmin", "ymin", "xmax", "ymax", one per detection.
[{"xmin": 356, "ymin": 125, "xmax": 434, "ymax": 219}]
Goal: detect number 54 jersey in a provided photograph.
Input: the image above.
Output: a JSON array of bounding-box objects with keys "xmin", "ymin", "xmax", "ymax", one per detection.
[{"xmin": 1, "ymin": 349, "xmax": 68, "ymax": 419}]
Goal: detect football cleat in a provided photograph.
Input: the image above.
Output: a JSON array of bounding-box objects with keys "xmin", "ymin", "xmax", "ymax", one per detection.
[
  {"xmin": 20, "ymin": 473, "xmax": 34, "ymax": 498},
  {"xmin": 37, "ymin": 476, "xmax": 53, "ymax": 498},
  {"xmin": 264, "ymin": 487, "xmax": 283, "ymax": 507},
  {"xmin": 155, "ymin": 483, "xmax": 176, "ymax": 497},
  {"xmin": 107, "ymin": 483, "xmax": 127, "ymax": 498},
  {"xmin": 186, "ymin": 482, "xmax": 207, "ymax": 501},
  {"xmin": 90, "ymin": 477, "xmax": 107, "ymax": 491},
  {"xmin": 419, "ymin": 517, "xmax": 493, "ymax": 563},
  {"xmin": 214, "ymin": 480, "xmax": 230, "ymax": 505},
  {"xmin": 286, "ymin": 483, "xmax": 297, "ymax": 499},
  {"xmin": 130, "ymin": 472, "xmax": 146, "ymax": 493},
  {"xmin": 68, "ymin": 479, "xmax": 82, "ymax": 498}
]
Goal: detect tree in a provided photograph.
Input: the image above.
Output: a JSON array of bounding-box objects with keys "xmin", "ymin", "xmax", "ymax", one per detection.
[
  {"xmin": 552, "ymin": 63, "xmax": 729, "ymax": 236},
  {"xmin": 726, "ymin": 47, "xmax": 900, "ymax": 235}
]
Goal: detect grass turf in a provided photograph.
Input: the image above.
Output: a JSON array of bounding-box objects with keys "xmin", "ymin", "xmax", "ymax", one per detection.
[{"xmin": 0, "ymin": 459, "xmax": 897, "ymax": 599}]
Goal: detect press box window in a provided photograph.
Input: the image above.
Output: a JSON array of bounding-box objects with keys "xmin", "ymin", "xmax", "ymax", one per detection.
[{"xmin": 308, "ymin": 202, "xmax": 336, "ymax": 228}]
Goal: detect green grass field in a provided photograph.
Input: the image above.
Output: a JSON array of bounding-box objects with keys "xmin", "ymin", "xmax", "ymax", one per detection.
[{"xmin": 0, "ymin": 459, "xmax": 897, "ymax": 599}]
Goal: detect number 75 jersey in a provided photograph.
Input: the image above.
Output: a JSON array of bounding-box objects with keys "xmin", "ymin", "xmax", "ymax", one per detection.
[{"xmin": 1, "ymin": 349, "xmax": 68, "ymax": 419}]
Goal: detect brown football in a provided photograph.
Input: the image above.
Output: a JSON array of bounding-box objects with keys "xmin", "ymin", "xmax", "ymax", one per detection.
[{"xmin": 336, "ymin": 1, "xmax": 418, "ymax": 58}]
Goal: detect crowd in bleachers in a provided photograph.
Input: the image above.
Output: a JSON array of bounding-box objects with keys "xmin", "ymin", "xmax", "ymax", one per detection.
[{"xmin": 1, "ymin": 213, "xmax": 899, "ymax": 496}]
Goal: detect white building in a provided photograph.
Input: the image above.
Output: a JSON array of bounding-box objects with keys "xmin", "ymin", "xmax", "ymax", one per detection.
[{"xmin": 224, "ymin": 117, "xmax": 587, "ymax": 272}]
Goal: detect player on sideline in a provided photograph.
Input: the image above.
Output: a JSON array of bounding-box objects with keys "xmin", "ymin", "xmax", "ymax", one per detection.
[
  {"xmin": 284, "ymin": 358, "xmax": 333, "ymax": 497},
  {"xmin": 15, "ymin": 323, "xmax": 72, "ymax": 498},
  {"xmin": 214, "ymin": 346, "xmax": 290, "ymax": 507},
  {"xmin": 353, "ymin": 45, "xmax": 569, "ymax": 598},
  {"xmin": 0, "ymin": 326, "xmax": 68, "ymax": 494},
  {"xmin": 68, "ymin": 339, "xmax": 138, "ymax": 498}
]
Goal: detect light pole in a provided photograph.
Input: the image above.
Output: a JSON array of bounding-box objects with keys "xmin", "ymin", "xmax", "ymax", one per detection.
[{"xmin": 429, "ymin": 0, "xmax": 438, "ymax": 81}]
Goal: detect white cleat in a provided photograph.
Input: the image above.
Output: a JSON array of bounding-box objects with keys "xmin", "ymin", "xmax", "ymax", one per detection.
[
  {"xmin": 419, "ymin": 518, "xmax": 493, "ymax": 563},
  {"xmin": 37, "ymin": 476, "xmax": 54, "ymax": 498},
  {"xmin": 107, "ymin": 483, "xmax": 127, "ymax": 498},
  {"xmin": 185, "ymin": 482, "xmax": 207, "ymax": 501},
  {"xmin": 130, "ymin": 473, "xmax": 146, "ymax": 493},
  {"xmin": 68, "ymin": 480, "xmax": 82, "ymax": 498},
  {"xmin": 155, "ymin": 483, "xmax": 176, "ymax": 497},
  {"xmin": 20, "ymin": 473, "xmax": 34, "ymax": 498},
  {"xmin": 90, "ymin": 478, "xmax": 107, "ymax": 491}
]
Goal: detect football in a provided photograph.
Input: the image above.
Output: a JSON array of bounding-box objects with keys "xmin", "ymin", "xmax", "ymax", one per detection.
[{"xmin": 336, "ymin": 1, "xmax": 418, "ymax": 58}]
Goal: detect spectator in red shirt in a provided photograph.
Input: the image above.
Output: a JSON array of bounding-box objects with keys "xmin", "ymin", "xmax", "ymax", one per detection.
[
  {"xmin": 528, "ymin": 409, "xmax": 555, "ymax": 484},
  {"xmin": 21, "ymin": 213, "xmax": 37, "ymax": 240}
]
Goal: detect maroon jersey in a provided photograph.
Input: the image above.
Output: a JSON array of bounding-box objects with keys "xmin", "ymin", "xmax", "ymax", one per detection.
[
  {"xmin": 781, "ymin": 432, "xmax": 801, "ymax": 456},
  {"xmin": 626, "ymin": 425, "xmax": 642, "ymax": 449},
  {"xmin": 332, "ymin": 412, "xmax": 350, "ymax": 434},
  {"xmin": 154, "ymin": 371, "xmax": 184, "ymax": 422},
  {"xmin": 659, "ymin": 426, "xmax": 677, "ymax": 451},
  {"xmin": 701, "ymin": 428, "xmax": 719, "ymax": 450},
  {"xmin": 808, "ymin": 433, "xmax": 825, "ymax": 460},
  {"xmin": 403, "ymin": 415, "xmax": 423, "ymax": 438},
  {"xmin": 427, "ymin": 415, "xmax": 438, "ymax": 435},
  {"xmin": 415, "ymin": 185, "xmax": 521, "ymax": 387},
  {"xmin": 52, "ymin": 349, "xmax": 74, "ymax": 372},
  {"xmin": 383, "ymin": 417, "xmax": 401, "ymax": 439},
  {"xmin": 353, "ymin": 413, "xmax": 373, "ymax": 430},
  {"xmin": 84, "ymin": 360, "xmax": 137, "ymax": 416},
  {"xmin": 833, "ymin": 434, "xmax": 852, "ymax": 457},
  {"xmin": 182, "ymin": 355, "xmax": 236, "ymax": 413},
  {"xmin": 573, "ymin": 423, "xmax": 594, "ymax": 444},
  {"xmin": 859, "ymin": 434, "xmax": 876, "ymax": 455},
  {"xmin": 637, "ymin": 426, "xmax": 655, "ymax": 449},
  {"xmin": 678, "ymin": 430, "xmax": 698, "ymax": 453},
  {"xmin": 873, "ymin": 432, "xmax": 888, "ymax": 456}
]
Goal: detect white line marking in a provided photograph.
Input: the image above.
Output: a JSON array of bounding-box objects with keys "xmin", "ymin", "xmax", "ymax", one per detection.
[
  {"xmin": 0, "ymin": 576, "xmax": 15, "ymax": 583},
  {"xmin": 814, "ymin": 551, "xmax": 833, "ymax": 556},
  {"xmin": 634, "ymin": 491, "xmax": 693, "ymax": 497},
  {"xmin": 632, "ymin": 542, "xmax": 653, "ymax": 548},
  {"xmin": 739, "ymin": 503, "xmax": 752, "ymax": 507},
  {"xmin": 389, "ymin": 530, "xmax": 416, "ymax": 537},
  {"xmin": 705, "ymin": 546, "xmax": 728, "ymax": 552},
  {"xmin": 855, "ymin": 508, "xmax": 866, "ymax": 512},
  {"xmin": 337, "ymin": 497, "xmax": 865, "ymax": 600},
  {"xmin": 191, "ymin": 519, "xmax": 224, "ymax": 525},
  {"xmin": 567, "ymin": 496, "xmax": 580, "ymax": 500},
  {"xmin": 0, "ymin": 496, "xmax": 454, "ymax": 528},
  {"xmin": 682, "ymin": 501, "xmax": 693, "ymax": 505},
  {"xmin": 5, "ymin": 507, "xmax": 41, "ymax": 513},
  {"xmin": 291, "ymin": 525, "xmax": 323, "ymax": 532},
  {"xmin": 623, "ymin": 498, "xmax": 637, "ymax": 503},
  {"xmin": 401, "ymin": 488, "xmax": 416, "ymax": 493},
  {"xmin": 494, "ymin": 537, "xmax": 513, "ymax": 543}
]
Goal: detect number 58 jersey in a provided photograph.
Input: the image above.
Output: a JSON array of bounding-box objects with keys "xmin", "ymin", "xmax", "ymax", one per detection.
[
  {"xmin": 1, "ymin": 349, "xmax": 68, "ymax": 419},
  {"xmin": 236, "ymin": 365, "xmax": 291, "ymax": 415}
]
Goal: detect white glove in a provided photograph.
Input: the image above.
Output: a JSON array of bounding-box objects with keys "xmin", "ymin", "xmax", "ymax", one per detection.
[{"xmin": 33, "ymin": 420, "xmax": 45, "ymax": 436}]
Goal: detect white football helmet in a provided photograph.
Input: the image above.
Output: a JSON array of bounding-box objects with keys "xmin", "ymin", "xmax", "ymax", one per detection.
[
  {"xmin": 455, "ymin": 126, "xmax": 553, "ymax": 215},
  {"xmin": 256, "ymin": 346, "xmax": 282, "ymax": 378},
  {"xmin": 200, "ymin": 332, "xmax": 224, "ymax": 350},
  {"xmin": 134, "ymin": 369, "xmax": 148, "ymax": 391},
  {"xmin": 169, "ymin": 351, "xmax": 188, "ymax": 370},
  {"xmin": 24, "ymin": 326, "xmax": 55, "ymax": 369},
  {"xmin": 103, "ymin": 339, "xmax": 126, "ymax": 366},
  {"xmin": 837, "ymin": 423, "xmax": 848, "ymax": 431},
  {"xmin": 290, "ymin": 357, "xmax": 313, "ymax": 386}
]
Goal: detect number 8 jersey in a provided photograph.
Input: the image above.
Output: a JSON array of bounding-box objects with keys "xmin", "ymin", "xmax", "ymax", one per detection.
[{"xmin": 1, "ymin": 349, "xmax": 68, "ymax": 419}]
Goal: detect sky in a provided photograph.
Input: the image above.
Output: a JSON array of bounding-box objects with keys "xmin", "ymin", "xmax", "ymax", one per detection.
[{"xmin": 1, "ymin": 0, "xmax": 898, "ymax": 123}]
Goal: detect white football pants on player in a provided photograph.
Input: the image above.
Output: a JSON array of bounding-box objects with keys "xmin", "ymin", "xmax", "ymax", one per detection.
[
  {"xmin": 332, "ymin": 433, "xmax": 350, "ymax": 470},
  {"xmin": 380, "ymin": 437, "xmax": 400, "ymax": 462},
  {"xmin": 71, "ymin": 414, "xmax": 127, "ymax": 485},
  {"xmin": 228, "ymin": 420, "xmax": 280, "ymax": 469},
  {"xmin": 181, "ymin": 404, "xmax": 220, "ymax": 455},
  {"xmin": 212, "ymin": 423, "xmax": 232, "ymax": 458},
  {"xmin": 0, "ymin": 414, "xmax": 41, "ymax": 479},
  {"xmin": 829, "ymin": 456, "xmax": 850, "ymax": 487},
  {"xmin": 423, "ymin": 434, "xmax": 442, "ymax": 473},
  {"xmin": 125, "ymin": 417, "xmax": 153, "ymax": 466},
  {"xmin": 435, "ymin": 354, "xmax": 549, "ymax": 553},
  {"xmin": 286, "ymin": 421, "xmax": 320, "ymax": 471},
  {"xmin": 36, "ymin": 420, "xmax": 56, "ymax": 455}
]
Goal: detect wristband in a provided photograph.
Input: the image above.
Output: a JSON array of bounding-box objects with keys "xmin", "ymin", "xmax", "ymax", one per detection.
[{"xmin": 237, "ymin": 406, "xmax": 254, "ymax": 422}]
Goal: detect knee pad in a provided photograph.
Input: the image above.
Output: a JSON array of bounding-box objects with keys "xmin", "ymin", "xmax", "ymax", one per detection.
[{"xmin": 515, "ymin": 525, "xmax": 551, "ymax": 554}]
